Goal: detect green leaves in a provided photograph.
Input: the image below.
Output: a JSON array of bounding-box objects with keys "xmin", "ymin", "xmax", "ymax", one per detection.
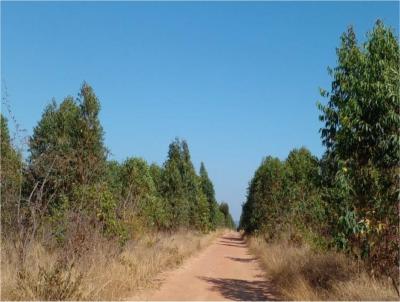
[
  {"xmin": 28, "ymin": 83, "xmax": 107, "ymax": 208},
  {"xmin": 320, "ymin": 21, "xmax": 399, "ymax": 170},
  {"xmin": 241, "ymin": 21, "xmax": 399, "ymax": 276},
  {"xmin": 319, "ymin": 20, "xmax": 399, "ymax": 271},
  {"xmin": 218, "ymin": 202, "xmax": 235, "ymax": 229},
  {"xmin": 159, "ymin": 138, "xmax": 226, "ymax": 232},
  {"xmin": 199, "ymin": 162, "xmax": 219, "ymax": 230},
  {"xmin": 0, "ymin": 115, "xmax": 23, "ymax": 235},
  {"xmin": 240, "ymin": 148, "xmax": 322, "ymax": 241}
]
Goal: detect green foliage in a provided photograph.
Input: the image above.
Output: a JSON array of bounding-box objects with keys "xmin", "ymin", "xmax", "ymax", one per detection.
[
  {"xmin": 120, "ymin": 158, "xmax": 156, "ymax": 215},
  {"xmin": 105, "ymin": 160, "xmax": 122, "ymax": 196},
  {"xmin": 197, "ymin": 192, "xmax": 211, "ymax": 232},
  {"xmin": 319, "ymin": 21, "xmax": 399, "ymax": 169},
  {"xmin": 161, "ymin": 139, "xmax": 190, "ymax": 229},
  {"xmin": 215, "ymin": 208, "xmax": 226, "ymax": 228},
  {"xmin": 240, "ymin": 21, "xmax": 399, "ymax": 279},
  {"xmin": 149, "ymin": 163, "xmax": 163, "ymax": 194},
  {"xmin": 4, "ymin": 22, "xmax": 396, "ymax": 282},
  {"xmin": 240, "ymin": 156, "xmax": 287, "ymax": 235},
  {"xmin": 1, "ymin": 83, "xmax": 237, "ymax": 302},
  {"xmin": 180, "ymin": 140, "xmax": 204, "ymax": 229},
  {"xmin": 199, "ymin": 162, "xmax": 219, "ymax": 230},
  {"xmin": 160, "ymin": 138, "xmax": 215, "ymax": 231},
  {"xmin": 147, "ymin": 139, "xmax": 235, "ymax": 232},
  {"xmin": 318, "ymin": 20, "xmax": 399, "ymax": 276},
  {"xmin": 285, "ymin": 149, "xmax": 328, "ymax": 242},
  {"xmin": 119, "ymin": 157, "xmax": 167, "ymax": 230},
  {"xmin": 20, "ymin": 83, "xmax": 131, "ymax": 243},
  {"xmin": 71, "ymin": 184, "xmax": 125, "ymax": 239},
  {"xmin": 218, "ymin": 202, "xmax": 236, "ymax": 229},
  {"xmin": 0, "ymin": 114, "xmax": 23, "ymax": 235},
  {"xmin": 28, "ymin": 83, "xmax": 107, "ymax": 209},
  {"xmin": 48, "ymin": 194, "xmax": 70, "ymax": 244}
]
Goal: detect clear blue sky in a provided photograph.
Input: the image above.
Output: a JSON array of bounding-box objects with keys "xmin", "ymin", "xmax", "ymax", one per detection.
[{"xmin": 2, "ymin": 1, "xmax": 399, "ymax": 222}]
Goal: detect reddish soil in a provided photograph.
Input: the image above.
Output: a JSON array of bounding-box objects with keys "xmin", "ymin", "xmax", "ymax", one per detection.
[{"xmin": 132, "ymin": 231, "xmax": 277, "ymax": 301}]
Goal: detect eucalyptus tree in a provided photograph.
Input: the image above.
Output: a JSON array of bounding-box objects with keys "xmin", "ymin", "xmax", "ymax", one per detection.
[
  {"xmin": 28, "ymin": 83, "xmax": 107, "ymax": 211},
  {"xmin": 0, "ymin": 115, "xmax": 23, "ymax": 235},
  {"xmin": 199, "ymin": 162, "xmax": 218, "ymax": 230},
  {"xmin": 319, "ymin": 21, "xmax": 399, "ymax": 273}
]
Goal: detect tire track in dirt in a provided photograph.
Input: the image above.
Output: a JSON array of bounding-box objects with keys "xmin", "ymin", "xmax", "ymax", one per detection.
[{"xmin": 131, "ymin": 231, "xmax": 277, "ymax": 301}]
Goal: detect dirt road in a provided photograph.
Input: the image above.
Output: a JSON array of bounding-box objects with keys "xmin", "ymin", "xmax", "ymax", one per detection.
[{"xmin": 133, "ymin": 231, "xmax": 276, "ymax": 301}]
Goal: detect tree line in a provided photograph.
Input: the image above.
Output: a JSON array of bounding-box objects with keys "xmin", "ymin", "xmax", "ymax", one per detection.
[
  {"xmin": 240, "ymin": 21, "xmax": 399, "ymax": 280},
  {"xmin": 1, "ymin": 83, "xmax": 235, "ymax": 250}
]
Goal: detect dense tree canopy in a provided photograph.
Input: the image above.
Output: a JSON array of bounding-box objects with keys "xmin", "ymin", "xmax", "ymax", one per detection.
[
  {"xmin": 240, "ymin": 21, "xmax": 399, "ymax": 277},
  {"xmin": 27, "ymin": 83, "xmax": 107, "ymax": 211},
  {"xmin": 318, "ymin": 20, "xmax": 399, "ymax": 276},
  {"xmin": 199, "ymin": 162, "xmax": 220, "ymax": 230},
  {"xmin": 2, "ymin": 83, "xmax": 235, "ymax": 246},
  {"xmin": 0, "ymin": 115, "xmax": 23, "ymax": 235}
]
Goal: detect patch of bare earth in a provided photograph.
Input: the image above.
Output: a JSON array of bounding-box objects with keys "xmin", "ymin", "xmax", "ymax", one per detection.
[{"xmin": 131, "ymin": 231, "xmax": 277, "ymax": 301}]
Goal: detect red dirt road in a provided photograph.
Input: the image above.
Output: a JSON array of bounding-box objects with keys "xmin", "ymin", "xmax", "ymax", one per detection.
[{"xmin": 133, "ymin": 231, "xmax": 276, "ymax": 301}]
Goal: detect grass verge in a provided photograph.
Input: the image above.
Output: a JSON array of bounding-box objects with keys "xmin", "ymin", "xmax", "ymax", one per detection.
[
  {"xmin": 248, "ymin": 236, "xmax": 398, "ymax": 301},
  {"xmin": 1, "ymin": 230, "xmax": 221, "ymax": 300}
]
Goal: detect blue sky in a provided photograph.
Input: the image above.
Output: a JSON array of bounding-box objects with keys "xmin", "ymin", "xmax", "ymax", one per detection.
[{"xmin": 2, "ymin": 1, "xmax": 399, "ymax": 221}]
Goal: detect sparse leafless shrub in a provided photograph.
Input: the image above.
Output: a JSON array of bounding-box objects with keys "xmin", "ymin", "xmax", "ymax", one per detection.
[{"xmin": 16, "ymin": 259, "xmax": 83, "ymax": 301}]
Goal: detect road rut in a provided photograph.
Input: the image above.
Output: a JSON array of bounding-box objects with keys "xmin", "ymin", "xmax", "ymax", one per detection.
[{"xmin": 132, "ymin": 231, "xmax": 276, "ymax": 301}]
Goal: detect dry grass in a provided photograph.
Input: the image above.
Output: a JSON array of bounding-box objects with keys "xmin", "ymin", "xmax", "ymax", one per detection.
[
  {"xmin": 248, "ymin": 236, "xmax": 398, "ymax": 301},
  {"xmin": 1, "ymin": 230, "xmax": 221, "ymax": 300}
]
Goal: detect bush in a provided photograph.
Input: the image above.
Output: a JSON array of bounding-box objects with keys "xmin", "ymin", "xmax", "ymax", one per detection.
[
  {"xmin": 248, "ymin": 236, "xmax": 398, "ymax": 300},
  {"xmin": 16, "ymin": 260, "xmax": 83, "ymax": 300}
]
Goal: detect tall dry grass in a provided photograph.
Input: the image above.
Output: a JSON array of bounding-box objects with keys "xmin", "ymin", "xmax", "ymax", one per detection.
[
  {"xmin": 248, "ymin": 236, "xmax": 398, "ymax": 300},
  {"xmin": 1, "ymin": 230, "xmax": 220, "ymax": 300}
]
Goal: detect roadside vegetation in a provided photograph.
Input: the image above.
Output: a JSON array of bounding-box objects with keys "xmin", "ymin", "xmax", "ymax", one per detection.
[
  {"xmin": 248, "ymin": 236, "xmax": 397, "ymax": 300},
  {"xmin": 1, "ymin": 230, "xmax": 221, "ymax": 300},
  {"xmin": 0, "ymin": 83, "xmax": 234, "ymax": 300},
  {"xmin": 240, "ymin": 21, "xmax": 399, "ymax": 300}
]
